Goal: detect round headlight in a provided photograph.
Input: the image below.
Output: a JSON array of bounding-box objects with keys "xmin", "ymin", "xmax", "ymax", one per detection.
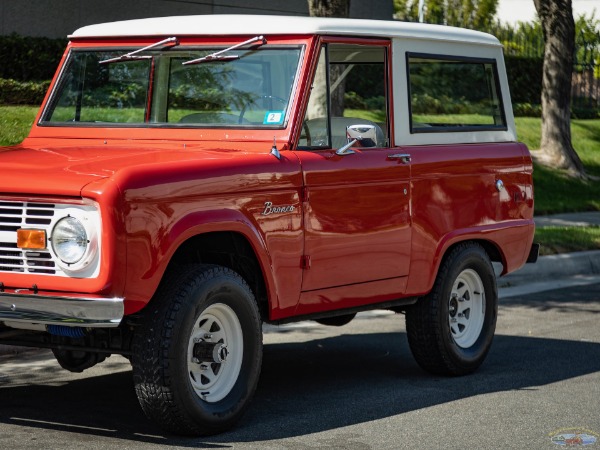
[{"xmin": 51, "ymin": 217, "xmax": 88, "ymax": 264}]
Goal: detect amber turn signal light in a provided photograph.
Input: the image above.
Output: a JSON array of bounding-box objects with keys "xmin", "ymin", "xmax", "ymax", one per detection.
[{"xmin": 17, "ymin": 229, "xmax": 47, "ymax": 249}]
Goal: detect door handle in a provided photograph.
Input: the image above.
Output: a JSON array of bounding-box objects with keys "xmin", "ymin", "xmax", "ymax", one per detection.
[{"xmin": 387, "ymin": 153, "xmax": 411, "ymax": 164}]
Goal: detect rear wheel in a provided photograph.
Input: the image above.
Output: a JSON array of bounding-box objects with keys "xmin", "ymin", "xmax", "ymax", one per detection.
[
  {"xmin": 405, "ymin": 243, "xmax": 497, "ymax": 376},
  {"xmin": 132, "ymin": 264, "xmax": 262, "ymax": 436}
]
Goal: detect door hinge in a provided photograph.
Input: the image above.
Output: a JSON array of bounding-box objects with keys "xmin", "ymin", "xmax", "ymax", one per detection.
[
  {"xmin": 301, "ymin": 255, "xmax": 311, "ymax": 270},
  {"xmin": 301, "ymin": 186, "xmax": 309, "ymax": 202}
]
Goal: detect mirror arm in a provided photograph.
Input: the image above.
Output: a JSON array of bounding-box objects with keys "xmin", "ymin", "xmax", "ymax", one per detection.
[{"xmin": 336, "ymin": 139, "xmax": 357, "ymax": 156}]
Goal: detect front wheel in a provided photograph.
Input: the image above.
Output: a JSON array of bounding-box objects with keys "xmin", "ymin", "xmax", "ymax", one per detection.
[
  {"xmin": 131, "ymin": 264, "xmax": 262, "ymax": 436},
  {"xmin": 405, "ymin": 243, "xmax": 497, "ymax": 376}
]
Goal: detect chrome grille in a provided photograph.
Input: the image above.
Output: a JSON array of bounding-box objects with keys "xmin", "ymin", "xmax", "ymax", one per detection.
[{"xmin": 0, "ymin": 201, "xmax": 57, "ymax": 274}]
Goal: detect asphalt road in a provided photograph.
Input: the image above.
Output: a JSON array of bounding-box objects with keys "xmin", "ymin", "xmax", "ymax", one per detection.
[{"xmin": 1, "ymin": 283, "xmax": 599, "ymax": 450}]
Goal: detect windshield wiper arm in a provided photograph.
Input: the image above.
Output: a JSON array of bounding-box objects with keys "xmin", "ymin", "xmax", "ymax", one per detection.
[
  {"xmin": 99, "ymin": 37, "xmax": 179, "ymax": 64},
  {"xmin": 182, "ymin": 35, "xmax": 267, "ymax": 66}
]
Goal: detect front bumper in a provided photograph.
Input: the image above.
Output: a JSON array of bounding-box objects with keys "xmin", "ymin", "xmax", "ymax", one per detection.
[{"xmin": 0, "ymin": 289, "xmax": 124, "ymax": 328}]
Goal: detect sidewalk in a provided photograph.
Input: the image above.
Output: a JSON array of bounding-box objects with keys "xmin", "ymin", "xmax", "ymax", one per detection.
[
  {"xmin": 498, "ymin": 249, "xmax": 600, "ymax": 293},
  {"xmin": 535, "ymin": 211, "xmax": 600, "ymax": 228},
  {"xmin": 499, "ymin": 211, "xmax": 600, "ymax": 296}
]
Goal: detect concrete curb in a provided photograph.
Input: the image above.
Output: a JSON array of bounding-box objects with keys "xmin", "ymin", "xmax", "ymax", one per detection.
[{"xmin": 497, "ymin": 250, "xmax": 600, "ymax": 287}]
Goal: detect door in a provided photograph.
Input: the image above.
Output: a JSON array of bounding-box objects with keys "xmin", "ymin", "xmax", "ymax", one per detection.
[
  {"xmin": 295, "ymin": 148, "xmax": 411, "ymax": 292},
  {"xmin": 293, "ymin": 41, "xmax": 411, "ymax": 301}
]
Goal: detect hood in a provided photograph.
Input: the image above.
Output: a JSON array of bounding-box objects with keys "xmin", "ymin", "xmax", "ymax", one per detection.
[{"xmin": 0, "ymin": 144, "xmax": 244, "ymax": 197}]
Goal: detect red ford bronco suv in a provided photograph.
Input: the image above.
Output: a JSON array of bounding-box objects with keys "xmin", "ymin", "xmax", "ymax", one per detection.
[{"xmin": 0, "ymin": 15, "xmax": 537, "ymax": 435}]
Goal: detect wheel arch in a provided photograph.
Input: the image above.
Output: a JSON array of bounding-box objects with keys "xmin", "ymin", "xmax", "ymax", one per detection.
[
  {"xmin": 443, "ymin": 239, "xmax": 503, "ymax": 266},
  {"xmin": 426, "ymin": 235, "xmax": 504, "ymax": 295},
  {"xmin": 169, "ymin": 231, "xmax": 271, "ymax": 320},
  {"xmin": 435, "ymin": 237, "xmax": 505, "ymax": 275}
]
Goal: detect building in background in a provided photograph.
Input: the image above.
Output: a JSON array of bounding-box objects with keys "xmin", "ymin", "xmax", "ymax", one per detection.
[{"xmin": 0, "ymin": 0, "xmax": 394, "ymax": 38}]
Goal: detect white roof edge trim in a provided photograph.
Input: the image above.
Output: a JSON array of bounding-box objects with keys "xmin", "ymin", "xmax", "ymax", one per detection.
[{"xmin": 69, "ymin": 15, "xmax": 501, "ymax": 47}]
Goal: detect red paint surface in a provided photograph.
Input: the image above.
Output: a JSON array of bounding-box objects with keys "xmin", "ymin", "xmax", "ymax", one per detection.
[{"xmin": 0, "ymin": 35, "xmax": 534, "ymax": 322}]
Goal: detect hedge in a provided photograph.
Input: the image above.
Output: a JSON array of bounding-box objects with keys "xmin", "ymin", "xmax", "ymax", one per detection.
[
  {"xmin": 504, "ymin": 56, "xmax": 543, "ymax": 105},
  {"xmin": 0, "ymin": 78, "xmax": 50, "ymax": 105},
  {"xmin": 0, "ymin": 33, "xmax": 67, "ymax": 81}
]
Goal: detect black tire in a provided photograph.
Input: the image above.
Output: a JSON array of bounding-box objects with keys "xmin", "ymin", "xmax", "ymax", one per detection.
[
  {"xmin": 405, "ymin": 243, "xmax": 497, "ymax": 376},
  {"xmin": 131, "ymin": 264, "xmax": 263, "ymax": 436}
]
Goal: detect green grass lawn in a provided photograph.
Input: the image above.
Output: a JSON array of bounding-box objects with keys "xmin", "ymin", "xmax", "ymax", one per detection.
[
  {"xmin": 514, "ymin": 117, "xmax": 600, "ymax": 214},
  {"xmin": 344, "ymin": 108, "xmax": 387, "ymax": 124},
  {"xmin": 410, "ymin": 113, "xmax": 495, "ymax": 125},
  {"xmin": 0, "ymin": 105, "xmax": 38, "ymax": 146},
  {"xmin": 516, "ymin": 117, "xmax": 600, "ymax": 178},
  {"xmin": 0, "ymin": 106, "xmax": 278, "ymax": 141},
  {"xmin": 535, "ymin": 226, "xmax": 600, "ymax": 255}
]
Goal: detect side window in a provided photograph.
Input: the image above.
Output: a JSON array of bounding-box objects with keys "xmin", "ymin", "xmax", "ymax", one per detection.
[
  {"xmin": 407, "ymin": 53, "xmax": 506, "ymax": 133},
  {"xmin": 298, "ymin": 43, "xmax": 389, "ymax": 149}
]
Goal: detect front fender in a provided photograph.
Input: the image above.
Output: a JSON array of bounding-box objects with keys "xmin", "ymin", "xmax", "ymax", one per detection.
[
  {"xmin": 121, "ymin": 208, "xmax": 272, "ymax": 314},
  {"xmin": 121, "ymin": 194, "xmax": 304, "ymax": 317}
]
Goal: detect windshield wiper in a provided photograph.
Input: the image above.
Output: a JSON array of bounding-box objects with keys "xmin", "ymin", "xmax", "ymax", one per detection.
[
  {"xmin": 99, "ymin": 37, "xmax": 179, "ymax": 64},
  {"xmin": 182, "ymin": 35, "xmax": 267, "ymax": 66}
]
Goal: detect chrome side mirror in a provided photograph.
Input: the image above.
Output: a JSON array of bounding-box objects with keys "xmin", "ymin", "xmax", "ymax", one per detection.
[{"xmin": 336, "ymin": 124, "xmax": 376, "ymax": 156}]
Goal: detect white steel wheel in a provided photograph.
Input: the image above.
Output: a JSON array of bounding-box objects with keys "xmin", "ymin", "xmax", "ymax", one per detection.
[
  {"xmin": 448, "ymin": 269, "xmax": 485, "ymax": 349},
  {"xmin": 132, "ymin": 264, "xmax": 263, "ymax": 436},
  {"xmin": 405, "ymin": 243, "xmax": 498, "ymax": 376},
  {"xmin": 187, "ymin": 303, "xmax": 244, "ymax": 403}
]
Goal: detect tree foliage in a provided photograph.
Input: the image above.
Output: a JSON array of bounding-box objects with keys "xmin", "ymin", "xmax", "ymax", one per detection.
[
  {"xmin": 489, "ymin": 21, "xmax": 544, "ymax": 56},
  {"xmin": 0, "ymin": 78, "xmax": 51, "ymax": 105},
  {"xmin": 490, "ymin": 12, "xmax": 600, "ymax": 62},
  {"xmin": 394, "ymin": 0, "xmax": 498, "ymax": 31},
  {"xmin": 574, "ymin": 12, "xmax": 600, "ymax": 73},
  {"xmin": 0, "ymin": 33, "xmax": 67, "ymax": 81},
  {"xmin": 308, "ymin": 0, "xmax": 350, "ymax": 17}
]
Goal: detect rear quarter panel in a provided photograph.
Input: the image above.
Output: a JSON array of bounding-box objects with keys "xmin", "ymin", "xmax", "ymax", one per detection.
[{"xmin": 405, "ymin": 142, "xmax": 534, "ymax": 295}]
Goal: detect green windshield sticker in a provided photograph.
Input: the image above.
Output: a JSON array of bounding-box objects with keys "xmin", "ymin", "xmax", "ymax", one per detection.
[{"xmin": 263, "ymin": 111, "xmax": 285, "ymax": 125}]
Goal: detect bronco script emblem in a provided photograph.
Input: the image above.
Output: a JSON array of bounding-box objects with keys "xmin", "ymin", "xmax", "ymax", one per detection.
[{"xmin": 261, "ymin": 201, "xmax": 296, "ymax": 216}]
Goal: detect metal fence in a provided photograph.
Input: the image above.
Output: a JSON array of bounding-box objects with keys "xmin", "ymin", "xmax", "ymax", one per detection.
[
  {"xmin": 492, "ymin": 27, "xmax": 599, "ymax": 115},
  {"xmin": 573, "ymin": 44, "xmax": 600, "ymax": 112}
]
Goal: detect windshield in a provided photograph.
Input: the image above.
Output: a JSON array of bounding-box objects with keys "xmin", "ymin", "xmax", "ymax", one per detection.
[{"xmin": 42, "ymin": 46, "xmax": 303, "ymax": 128}]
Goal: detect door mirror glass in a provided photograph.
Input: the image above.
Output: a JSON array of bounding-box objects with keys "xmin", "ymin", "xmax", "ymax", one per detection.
[{"xmin": 346, "ymin": 124, "xmax": 377, "ymax": 147}]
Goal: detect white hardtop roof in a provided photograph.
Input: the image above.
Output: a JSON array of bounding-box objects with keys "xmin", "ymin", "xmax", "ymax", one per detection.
[{"xmin": 70, "ymin": 14, "xmax": 500, "ymax": 47}]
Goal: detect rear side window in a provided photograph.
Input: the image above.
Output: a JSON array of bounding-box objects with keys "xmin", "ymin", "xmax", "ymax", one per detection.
[{"xmin": 407, "ymin": 53, "xmax": 506, "ymax": 133}]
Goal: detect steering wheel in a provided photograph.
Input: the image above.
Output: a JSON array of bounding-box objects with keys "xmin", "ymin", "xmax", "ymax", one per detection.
[{"xmin": 239, "ymin": 95, "xmax": 287, "ymax": 124}]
